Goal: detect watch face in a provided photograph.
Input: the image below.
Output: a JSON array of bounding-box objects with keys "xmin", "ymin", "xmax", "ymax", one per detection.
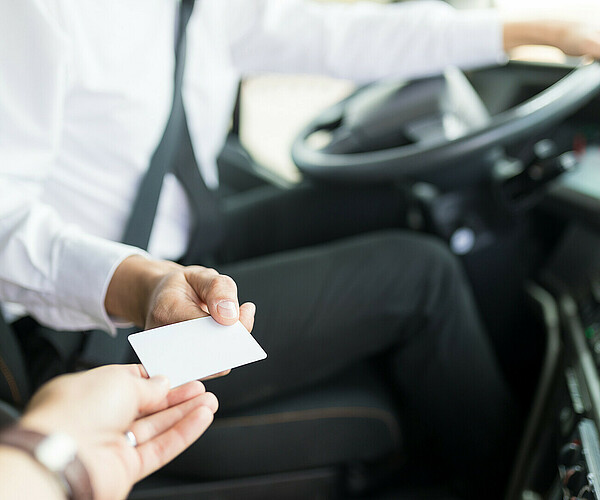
[{"xmin": 35, "ymin": 433, "xmax": 77, "ymax": 471}]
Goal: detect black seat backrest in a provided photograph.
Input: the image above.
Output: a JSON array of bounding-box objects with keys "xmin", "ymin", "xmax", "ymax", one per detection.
[{"xmin": 0, "ymin": 311, "xmax": 30, "ymax": 408}]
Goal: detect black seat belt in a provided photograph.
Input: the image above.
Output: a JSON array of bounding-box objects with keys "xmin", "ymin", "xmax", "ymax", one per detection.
[
  {"xmin": 80, "ymin": 0, "xmax": 201, "ymax": 366},
  {"xmin": 123, "ymin": 0, "xmax": 196, "ymax": 250}
]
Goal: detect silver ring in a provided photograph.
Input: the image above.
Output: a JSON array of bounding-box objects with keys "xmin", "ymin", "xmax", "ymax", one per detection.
[{"xmin": 125, "ymin": 430, "xmax": 138, "ymax": 447}]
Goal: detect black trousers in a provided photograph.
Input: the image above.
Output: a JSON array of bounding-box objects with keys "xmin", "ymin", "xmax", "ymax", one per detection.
[
  {"xmin": 187, "ymin": 182, "xmax": 517, "ymax": 475},
  {"xmin": 11, "ymin": 181, "xmax": 517, "ymax": 480}
]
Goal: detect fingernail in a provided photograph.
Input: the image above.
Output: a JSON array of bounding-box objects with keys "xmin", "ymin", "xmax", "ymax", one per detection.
[
  {"xmin": 150, "ymin": 375, "xmax": 170, "ymax": 388},
  {"xmin": 217, "ymin": 300, "xmax": 238, "ymax": 319}
]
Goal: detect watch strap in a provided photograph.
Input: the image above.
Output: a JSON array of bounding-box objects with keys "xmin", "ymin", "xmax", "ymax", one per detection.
[{"xmin": 0, "ymin": 425, "xmax": 93, "ymax": 500}]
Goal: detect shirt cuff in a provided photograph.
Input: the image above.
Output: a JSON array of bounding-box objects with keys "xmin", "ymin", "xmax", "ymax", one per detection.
[{"xmin": 54, "ymin": 229, "xmax": 149, "ymax": 336}]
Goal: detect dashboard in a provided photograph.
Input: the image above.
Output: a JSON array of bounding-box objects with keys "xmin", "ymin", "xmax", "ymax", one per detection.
[
  {"xmin": 512, "ymin": 139, "xmax": 600, "ymax": 498},
  {"xmin": 547, "ymin": 143, "xmax": 600, "ymax": 230},
  {"xmin": 469, "ymin": 68, "xmax": 600, "ymax": 499}
]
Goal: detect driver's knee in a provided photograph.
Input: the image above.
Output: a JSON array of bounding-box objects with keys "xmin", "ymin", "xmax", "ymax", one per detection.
[
  {"xmin": 358, "ymin": 229, "xmax": 464, "ymax": 289},
  {"xmin": 353, "ymin": 229, "xmax": 472, "ymax": 325}
]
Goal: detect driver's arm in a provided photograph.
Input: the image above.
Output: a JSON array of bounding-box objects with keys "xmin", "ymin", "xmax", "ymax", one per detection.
[
  {"xmin": 222, "ymin": 0, "xmax": 600, "ymax": 83},
  {"xmin": 224, "ymin": 0, "xmax": 506, "ymax": 82},
  {"xmin": 0, "ymin": 1, "xmax": 253, "ymax": 335},
  {"xmin": 0, "ymin": 1, "xmax": 151, "ymax": 334}
]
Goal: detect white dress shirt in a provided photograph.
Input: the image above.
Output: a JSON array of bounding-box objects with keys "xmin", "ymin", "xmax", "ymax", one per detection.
[{"xmin": 0, "ymin": 0, "xmax": 505, "ymax": 333}]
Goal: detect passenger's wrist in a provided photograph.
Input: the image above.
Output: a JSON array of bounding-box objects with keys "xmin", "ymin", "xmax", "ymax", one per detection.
[{"xmin": 0, "ymin": 444, "xmax": 66, "ymax": 499}]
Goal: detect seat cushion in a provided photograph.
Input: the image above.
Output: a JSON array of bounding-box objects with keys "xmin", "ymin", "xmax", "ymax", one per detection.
[{"xmin": 165, "ymin": 364, "xmax": 402, "ymax": 479}]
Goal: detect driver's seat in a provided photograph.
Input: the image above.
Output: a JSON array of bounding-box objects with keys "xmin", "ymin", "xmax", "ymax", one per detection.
[{"xmin": 0, "ymin": 319, "xmax": 403, "ymax": 499}]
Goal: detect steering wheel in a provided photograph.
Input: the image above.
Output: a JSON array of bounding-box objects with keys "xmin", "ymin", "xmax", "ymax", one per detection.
[{"xmin": 291, "ymin": 63, "xmax": 600, "ymax": 186}]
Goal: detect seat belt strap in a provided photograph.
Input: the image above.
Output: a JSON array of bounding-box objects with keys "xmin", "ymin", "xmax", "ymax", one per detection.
[
  {"xmin": 123, "ymin": 0, "xmax": 196, "ymax": 249},
  {"xmin": 80, "ymin": 0, "xmax": 198, "ymax": 366}
]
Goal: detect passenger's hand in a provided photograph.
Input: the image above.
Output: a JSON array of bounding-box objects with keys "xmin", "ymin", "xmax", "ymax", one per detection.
[
  {"xmin": 105, "ymin": 255, "xmax": 256, "ymax": 332},
  {"xmin": 19, "ymin": 364, "xmax": 217, "ymax": 500}
]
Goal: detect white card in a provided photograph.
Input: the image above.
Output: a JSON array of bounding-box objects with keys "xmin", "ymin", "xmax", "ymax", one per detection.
[{"xmin": 128, "ymin": 317, "xmax": 267, "ymax": 388}]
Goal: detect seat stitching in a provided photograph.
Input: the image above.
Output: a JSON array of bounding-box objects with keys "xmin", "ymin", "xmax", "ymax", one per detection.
[
  {"xmin": 213, "ymin": 406, "xmax": 400, "ymax": 445},
  {"xmin": 0, "ymin": 353, "xmax": 22, "ymax": 406}
]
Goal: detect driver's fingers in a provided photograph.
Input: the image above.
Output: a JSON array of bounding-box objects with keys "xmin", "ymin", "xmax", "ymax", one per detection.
[
  {"xmin": 239, "ymin": 302, "xmax": 256, "ymax": 333},
  {"xmin": 184, "ymin": 268, "xmax": 239, "ymax": 325},
  {"xmin": 87, "ymin": 365, "xmax": 171, "ymax": 417},
  {"xmin": 589, "ymin": 32, "xmax": 600, "ymax": 58}
]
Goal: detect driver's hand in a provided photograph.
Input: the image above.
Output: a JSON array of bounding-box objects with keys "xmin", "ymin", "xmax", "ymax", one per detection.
[
  {"xmin": 549, "ymin": 21, "xmax": 600, "ymax": 59},
  {"xmin": 503, "ymin": 18, "xmax": 600, "ymax": 59},
  {"xmin": 106, "ymin": 255, "xmax": 256, "ymax": 332},
  {"xmin": 142, "ymin": 264, "xmax": 256, "ymax": 332},
  {"xmin": 105, "ymin": 256, "xmax": 256, "ymax": 380}
]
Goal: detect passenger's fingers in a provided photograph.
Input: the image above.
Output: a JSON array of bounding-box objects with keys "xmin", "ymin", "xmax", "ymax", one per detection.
[
  {"xmin": 136, "ymin": 364, "xmax": 149, "ymax": 378},
  {"xmin": 84, "ymin": 365, "xmax": 171, "ymax": 417},
  {"xmin": 96, "ymin": 363, "xmax": 148, "ymax": 380},
  {"xmin": 132, "ymin": 375, "xmax": 172, "ymax": 416},
  {"xmin": 185, "ymin": 268, "xmax": 239, "ymax": 325},
  {"xmin": 239, "ymin": 302, "xmax": 256, "ymax": 333},
  {"xmin": 135, "ymin": 380, "xmax": 207, "ymax": 418},
  {"xmin": 135, "ymin": 405, "xmax": 215, "ymax": 479},
  {"xmin": 130, "ymin": 392, "xmax": 218, "ymax": 445},
  {"xmin": 165, "ymin": 380, "xmax": 206, "ymax": 407}
]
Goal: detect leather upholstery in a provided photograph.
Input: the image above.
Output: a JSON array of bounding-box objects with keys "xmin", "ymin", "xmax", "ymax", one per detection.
[{"xmin": 165, "ymin": 364, "xmax": 402, "ymax": 478}]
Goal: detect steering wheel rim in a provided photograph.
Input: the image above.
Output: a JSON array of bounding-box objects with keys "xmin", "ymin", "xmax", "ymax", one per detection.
[{"xmin": 291, "ymin": 62, "xmax": 600, "ymax": 184}]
